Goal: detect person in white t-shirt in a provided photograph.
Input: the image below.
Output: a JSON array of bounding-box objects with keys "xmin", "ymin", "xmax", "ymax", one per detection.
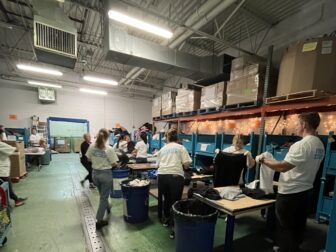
[
  {"xmin": 0, "ymin": 125, "xmax": 7, "ymax": 141},
  {"xmin": 259, "ymin": 112, "xmax": 325, "ymax": 252},
  {"xmin": 133, "ymin": 132, "xmax": 148, "ymax": 163},
  {"xmin": 86, "ymin": 128, "xmax": 119, "ymax": 230},
  {"xmin": 223, "ymin": 134, "xmax": 255, "ymax": 183},
  {"xmin": 157, "ymin": 128, "xmax": 192, "ymax": 239},
  {"xmin": 29, "ymin": 128, "xmax": 41, "ymax": 147}
]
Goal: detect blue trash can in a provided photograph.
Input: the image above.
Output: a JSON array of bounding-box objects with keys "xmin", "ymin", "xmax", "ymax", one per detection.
[
  {"xmin": 173, "ymin": 199, "xmax": 218, "ymax": 252},
  {"xmin": 111, "ymin": 169, "xmax": 130, "ymax": 198},
  {"xmin": 121, "ymin": 180, "xmax": 150, "ymax": 223}
]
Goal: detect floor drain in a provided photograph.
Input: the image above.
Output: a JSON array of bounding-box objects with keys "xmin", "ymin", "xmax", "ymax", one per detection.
[{"xmin": 69, "ymin": 167, "xmax": 110, "ymax": 252}]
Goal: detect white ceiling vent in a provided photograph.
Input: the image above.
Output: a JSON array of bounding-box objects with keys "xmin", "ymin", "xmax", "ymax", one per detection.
[{"xmin": 34, "ymin": 20, "xmax": 77, "ymax": 58}]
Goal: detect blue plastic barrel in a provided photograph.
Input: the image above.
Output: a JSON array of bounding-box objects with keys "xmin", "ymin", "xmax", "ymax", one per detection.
[
  {"xmin": 111, "ymin": 169, "xmax": 130, "ymax": 198},
  {"xmin": 121, "ymin": 180, "xmax": 150, "ymax": 223},
  {"xmin": 173, "ymin": 199, "xmax": 218, "ymax": 252}
]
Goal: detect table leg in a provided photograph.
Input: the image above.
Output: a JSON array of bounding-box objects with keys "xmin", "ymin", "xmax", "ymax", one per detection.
[{"xmin": 224, "ymin": 215, "xmax": 235, "ymax": 252}]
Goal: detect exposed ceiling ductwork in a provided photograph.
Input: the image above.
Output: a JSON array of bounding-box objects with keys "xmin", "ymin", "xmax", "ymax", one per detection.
[
  {"xmin": 33, "ymin": 0, "xmax": 77, "ymax": 69},
  {"xmin": 104, "ymin": 20, "xmax": 223, "ymax": 80}
]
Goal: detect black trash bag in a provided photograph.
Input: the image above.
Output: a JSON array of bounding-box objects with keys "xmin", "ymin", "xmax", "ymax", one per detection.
[
  {"xmin": 172, "ymin": 199, "xmax": 218, "ymax": 223},
  {"xmin": 241, "ymin": 188, "xmax": 266, "ymax": 199},
  {"xmin": 115, "ymin": 149, "xmax": 129, "ymax": 169},
  {"xmin": 187, "ymin": 188, "xmax": 221, "ymax": 200}
]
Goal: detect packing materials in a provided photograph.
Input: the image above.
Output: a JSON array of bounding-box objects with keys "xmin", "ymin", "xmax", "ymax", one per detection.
[
  {"xmin": 176, "ymin": 89, "xmax": 201, "ymax": 113},
  {"xmin": 200, "ymin": 82, "xmax": 226, "ymax": 109},
  {"xmin": 161, "ymin": 91, "xmax": 177, "ymax": 116},
  {"xmin": 277, "ymin": 37, "xmax": 336, "ymax": 96},
  {"xmin": 54, "ymin": 137, "xmax": 71, "ymax": 153},
  {"xmin": 152, "ymin": 97, "xmax": 162, "ymax": 118}
]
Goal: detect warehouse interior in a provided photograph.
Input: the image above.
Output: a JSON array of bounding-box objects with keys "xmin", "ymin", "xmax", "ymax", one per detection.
[{"xmin": 0, "ymin": 0, "xmax": 336, "ymax": 251}]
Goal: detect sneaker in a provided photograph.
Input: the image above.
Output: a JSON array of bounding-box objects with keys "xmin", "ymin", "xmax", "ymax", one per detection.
[
  {"xmin": 96, "ymin": 220, "xmax": 108, "ymax": 230},
  {"xmin": 169, "ymin": 231, "xmax": 175, "ymax": 240},
  {"xmin": 17, "ymin": 197, "xmax": 28, "ymax": 201},
  {"xmin": 89, "ymin": 183, "xmax": 96, "ymax": 189},
  {"xmin": 15, "ymin": 200, "xmax": 25, "ymax": 207},
  {"xmin": 162, "ymin": 222, "xmax": 169, "ymax": 227},
  {"xmin": 107, "ymin": 207, "xmax": 111, "ymax": 215}
]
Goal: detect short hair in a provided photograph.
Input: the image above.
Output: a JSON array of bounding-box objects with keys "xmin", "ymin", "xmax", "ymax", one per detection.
[
  {"xmin": 166, "ymin": 128, "xmax": 178, "ymax": 142},
  {"xmin": 298, "ymin": 112, "xmax": 321, "ymax": 130}
]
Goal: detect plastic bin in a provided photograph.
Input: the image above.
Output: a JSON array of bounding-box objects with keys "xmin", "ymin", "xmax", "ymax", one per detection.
[
  {"xmin": 40, "ymin": 149, "xmax": 51, "ymax": 165},
  {"xmin": 111, "ymin": 169, "xmax": 130, "ymax": 198},
  {"xmin": 121, "ymin": 180, "xmax": 150, "ymax": 223},
  {"xmin": 172, "ymin": 199, "xmax": 218, "ymax": 252}
]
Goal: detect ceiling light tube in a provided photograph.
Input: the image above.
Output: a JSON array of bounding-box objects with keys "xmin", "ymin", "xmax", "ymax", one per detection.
[
  {"xmin": 108, "ymin": 10, "xmax": 173, "ymax": 39},
  {"xmin": 17, "ymin": 64, "xmax": 63, "ymax": 76},
  {"xmin": 28, "ymin": 80, "xmax": 62, "ymax": 89},
  {"xmin": 83, "ymin": 75, "xmax": 118, "ymax": 86},
  {"xmin": 79, "ymin": 88, "xmax": 107, "ymax": 96}
]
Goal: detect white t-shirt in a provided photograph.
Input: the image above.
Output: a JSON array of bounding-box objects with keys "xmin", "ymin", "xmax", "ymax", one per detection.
[
  {"xmin": 118, "ymin": 140, "xmax": 128, "ymax": 153},
  {"xmin": 280, "ymin": 135, "xmax": 325, "ymax": 194},
  {"xmin": 1, "ymin": 132, "xmax": 7, "ymax": 141},
  {"xmin": 135, "ymin": 141, "xmax": 148, "ymax": 158},
  {"xmin": 30, "ymin": 134, "xmax": 41, "ymax": 146},
  {"xmin": 86, "ymin": 144, "xmax": 119, "ymax": 170},
  {"xmin": 157, "ymin": 142, "xmax": 192, "ymax": 177},
  {"xmin": 0, "ymin": 142, "xmax": 16, "ymax": 177}
]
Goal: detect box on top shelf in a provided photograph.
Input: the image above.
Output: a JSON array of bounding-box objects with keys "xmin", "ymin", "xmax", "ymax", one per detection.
[
  {"xmin": 230, "ymin": 63, "xmax": 266, "ymax": 81},
  {"xmin": 176, "ymin": 89, "xmax": 201, "ymax": 113},
  {"xmin": 277, "ymin": 36, "xmax": 336, "ymax": 96},
  {"xmin": 161, "ymin": 91, "xmax": 177, "ymax": 116},
  {"xmin": 152, "ymin": 96, "xmax": 162, "ymax": 118},
  {"xmin": 231, "ymin": 55, "xmax": 265, "ymax": 70},
  {"xmin": 200, "ymin": 82, "xmax": 227, "ymax": 109}
]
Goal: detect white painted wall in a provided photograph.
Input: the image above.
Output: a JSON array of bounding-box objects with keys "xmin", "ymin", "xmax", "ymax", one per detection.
[{"xmin": 0, "ymin": 80, "xmax": 152, "ymax": 136}]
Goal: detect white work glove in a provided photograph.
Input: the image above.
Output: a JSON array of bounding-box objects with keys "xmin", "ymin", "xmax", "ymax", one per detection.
[
  {"xmin": 255, "ymin": 153, "xmax": 265, "ymax": 163},
  {"xmin": 215, "ymin": 148, "xmax": 221, "ymax": 154}
]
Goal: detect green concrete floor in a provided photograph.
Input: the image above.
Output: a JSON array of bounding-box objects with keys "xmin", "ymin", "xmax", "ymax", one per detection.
[{"xmin": 3, "ymin": 154, "xmax": 329, "ymax": 252}]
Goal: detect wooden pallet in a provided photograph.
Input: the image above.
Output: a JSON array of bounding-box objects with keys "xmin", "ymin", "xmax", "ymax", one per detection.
[
  {"xmin": 266, "ymin": 90, "xmax": 331, "ymax": 104},
  {"xmin": 197, "ymin": 107, "xmax": 221, "ymax": 115},
  {"xmin": 161, "ymin": 113, "xmax": 176, "ymax": 119},
  {"xmin": 225, "ymin": 100, "xmax": 260, "ymax": 110}
]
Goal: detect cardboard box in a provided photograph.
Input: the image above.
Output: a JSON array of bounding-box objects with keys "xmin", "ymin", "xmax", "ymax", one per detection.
[
  {"xmin": 230, "ymin": 63, "xmax": 266, "ymax": 81},
  {"xmin": 176, "ymin": 89, "xmax": 201, "ymax": 113},
  {"xmin": 4, "ymin": 141, "xmax": 26, "ymax": 178},
  {"xmin": 72, "ymin": 138, "xmax": 82, "ymax": 153},
  {"xmin": 54, "ymin": 137, "xmax": 71, "ymax": 153},
  {"xmin": 231, "ymin": 55, "xmax": 265, "ymax": 70},
  {"xmin": 226, "ymin": 74, "xmax": 264, "ymax": 105},
  {"xmin": 152, "ymin": 97, "xmax": 162, "ymax": 118},
  {"xmin": 277, "ymin": 37, "xmax": 336, "ymax": 96},
  {"xmin": 161, "ymin": 91, "xmax": 177, "ymax": 116},
  {"xmin": 200, "ymin": 82, "xmax": 227, "ymax": 109}
]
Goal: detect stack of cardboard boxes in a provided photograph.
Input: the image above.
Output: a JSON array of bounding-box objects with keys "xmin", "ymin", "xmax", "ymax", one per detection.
[
  {"xmin": 176, "ymin": 89, "xmax": 201, "ymax": 113},
  {"xmin": 5, "ymin": 141, "xmax": 26, "ymax": 178},
  {"xmin": 277, "ymin": 36, "xmax": 336, "ymax": 96},
  {"xmin": 200, "ymin": 82, "xmax": 226, "ymax": 109},
  {"xmin": 152, "ymin": 97, "xmax": 162, "ymax": 118},
  {"xmin": 161, "ymin": 91, "xmax": 177, "ymax": 116},
  {"xmin": 226, "ymin": 55, "xmax": 267, "ymax": 105},
  {"xmin": 72, "ymin": 138, "xmax": 82, "ymax": 153}
]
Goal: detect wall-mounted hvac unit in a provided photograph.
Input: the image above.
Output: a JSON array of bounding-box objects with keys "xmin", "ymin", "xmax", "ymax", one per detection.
[{"xmin": 38, "ymin": 87, "xmax": 56, "ymax": 103}]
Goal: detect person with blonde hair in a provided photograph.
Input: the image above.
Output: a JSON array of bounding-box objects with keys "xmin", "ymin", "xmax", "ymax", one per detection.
[
  {"xmin": 86, "ymin": 129, "xmax": 119, "ymax": 230},
  {"xmin": 223, "ymin": 134, "xmax": 255, "ymax": 182}
]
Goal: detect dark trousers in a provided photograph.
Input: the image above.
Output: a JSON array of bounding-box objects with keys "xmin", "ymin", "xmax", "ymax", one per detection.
[
  {"xmin": 0, "ymin": 177, "xmax": 18, "ymax": 201},
  {"xmin": 81, "ymin": 161, "xmax": 93, "ymax": 183},
  {"xmin": 158, "ymin": 174, "xmax": 184, "ymax": 223},
  {"xmin": 276, "ymin": 189, "xmax": 312, "ymax": 252}
]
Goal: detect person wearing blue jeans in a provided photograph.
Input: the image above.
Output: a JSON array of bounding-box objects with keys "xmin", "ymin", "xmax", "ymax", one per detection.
[{"xmin": 86, "ymin": 128, "xmax": 119, "ymax": 230}]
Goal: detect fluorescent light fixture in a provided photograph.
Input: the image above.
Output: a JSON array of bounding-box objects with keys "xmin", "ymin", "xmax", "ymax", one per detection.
[
  {"xmin": 17, "ymin": 64, "xmax": 63, "ymax": 76},
  {"xmin": 28, "ymin": 80, "xmax": 62, "ymax": 89},
  {"xmin": 83, "ymin": 75, "xmax": 118, "ymax": 86},
  {"xmin": 80, "ymin": 88, "xmax": 107, "ymax": 96},
  {"xmin": 108, "ymin": 10, "xmax": 173, "ymax": 39}
]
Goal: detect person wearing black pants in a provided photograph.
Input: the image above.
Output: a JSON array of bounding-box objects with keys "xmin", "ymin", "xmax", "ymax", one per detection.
[
  {"xmin": 258, "ymin": 113, "xmax": 325, "ymax": 252},
  {"xmin": 80, "ymin": 133, "xmax": 95, "ymax": 188},
  {"xmin": 156, "ymin": 129, "xmax": 192, "ymax": 239}
]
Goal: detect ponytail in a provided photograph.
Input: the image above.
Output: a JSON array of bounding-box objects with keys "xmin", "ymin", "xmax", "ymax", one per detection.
[{"xmin": 95, "ymin": 128, "xmax": 109, "ymax": 149}]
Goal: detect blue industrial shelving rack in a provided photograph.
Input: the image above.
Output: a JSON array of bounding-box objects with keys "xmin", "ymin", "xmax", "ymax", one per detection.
[{"xmin": 316, "ymin": 132, "xmax": 336, "ymax": 222}]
